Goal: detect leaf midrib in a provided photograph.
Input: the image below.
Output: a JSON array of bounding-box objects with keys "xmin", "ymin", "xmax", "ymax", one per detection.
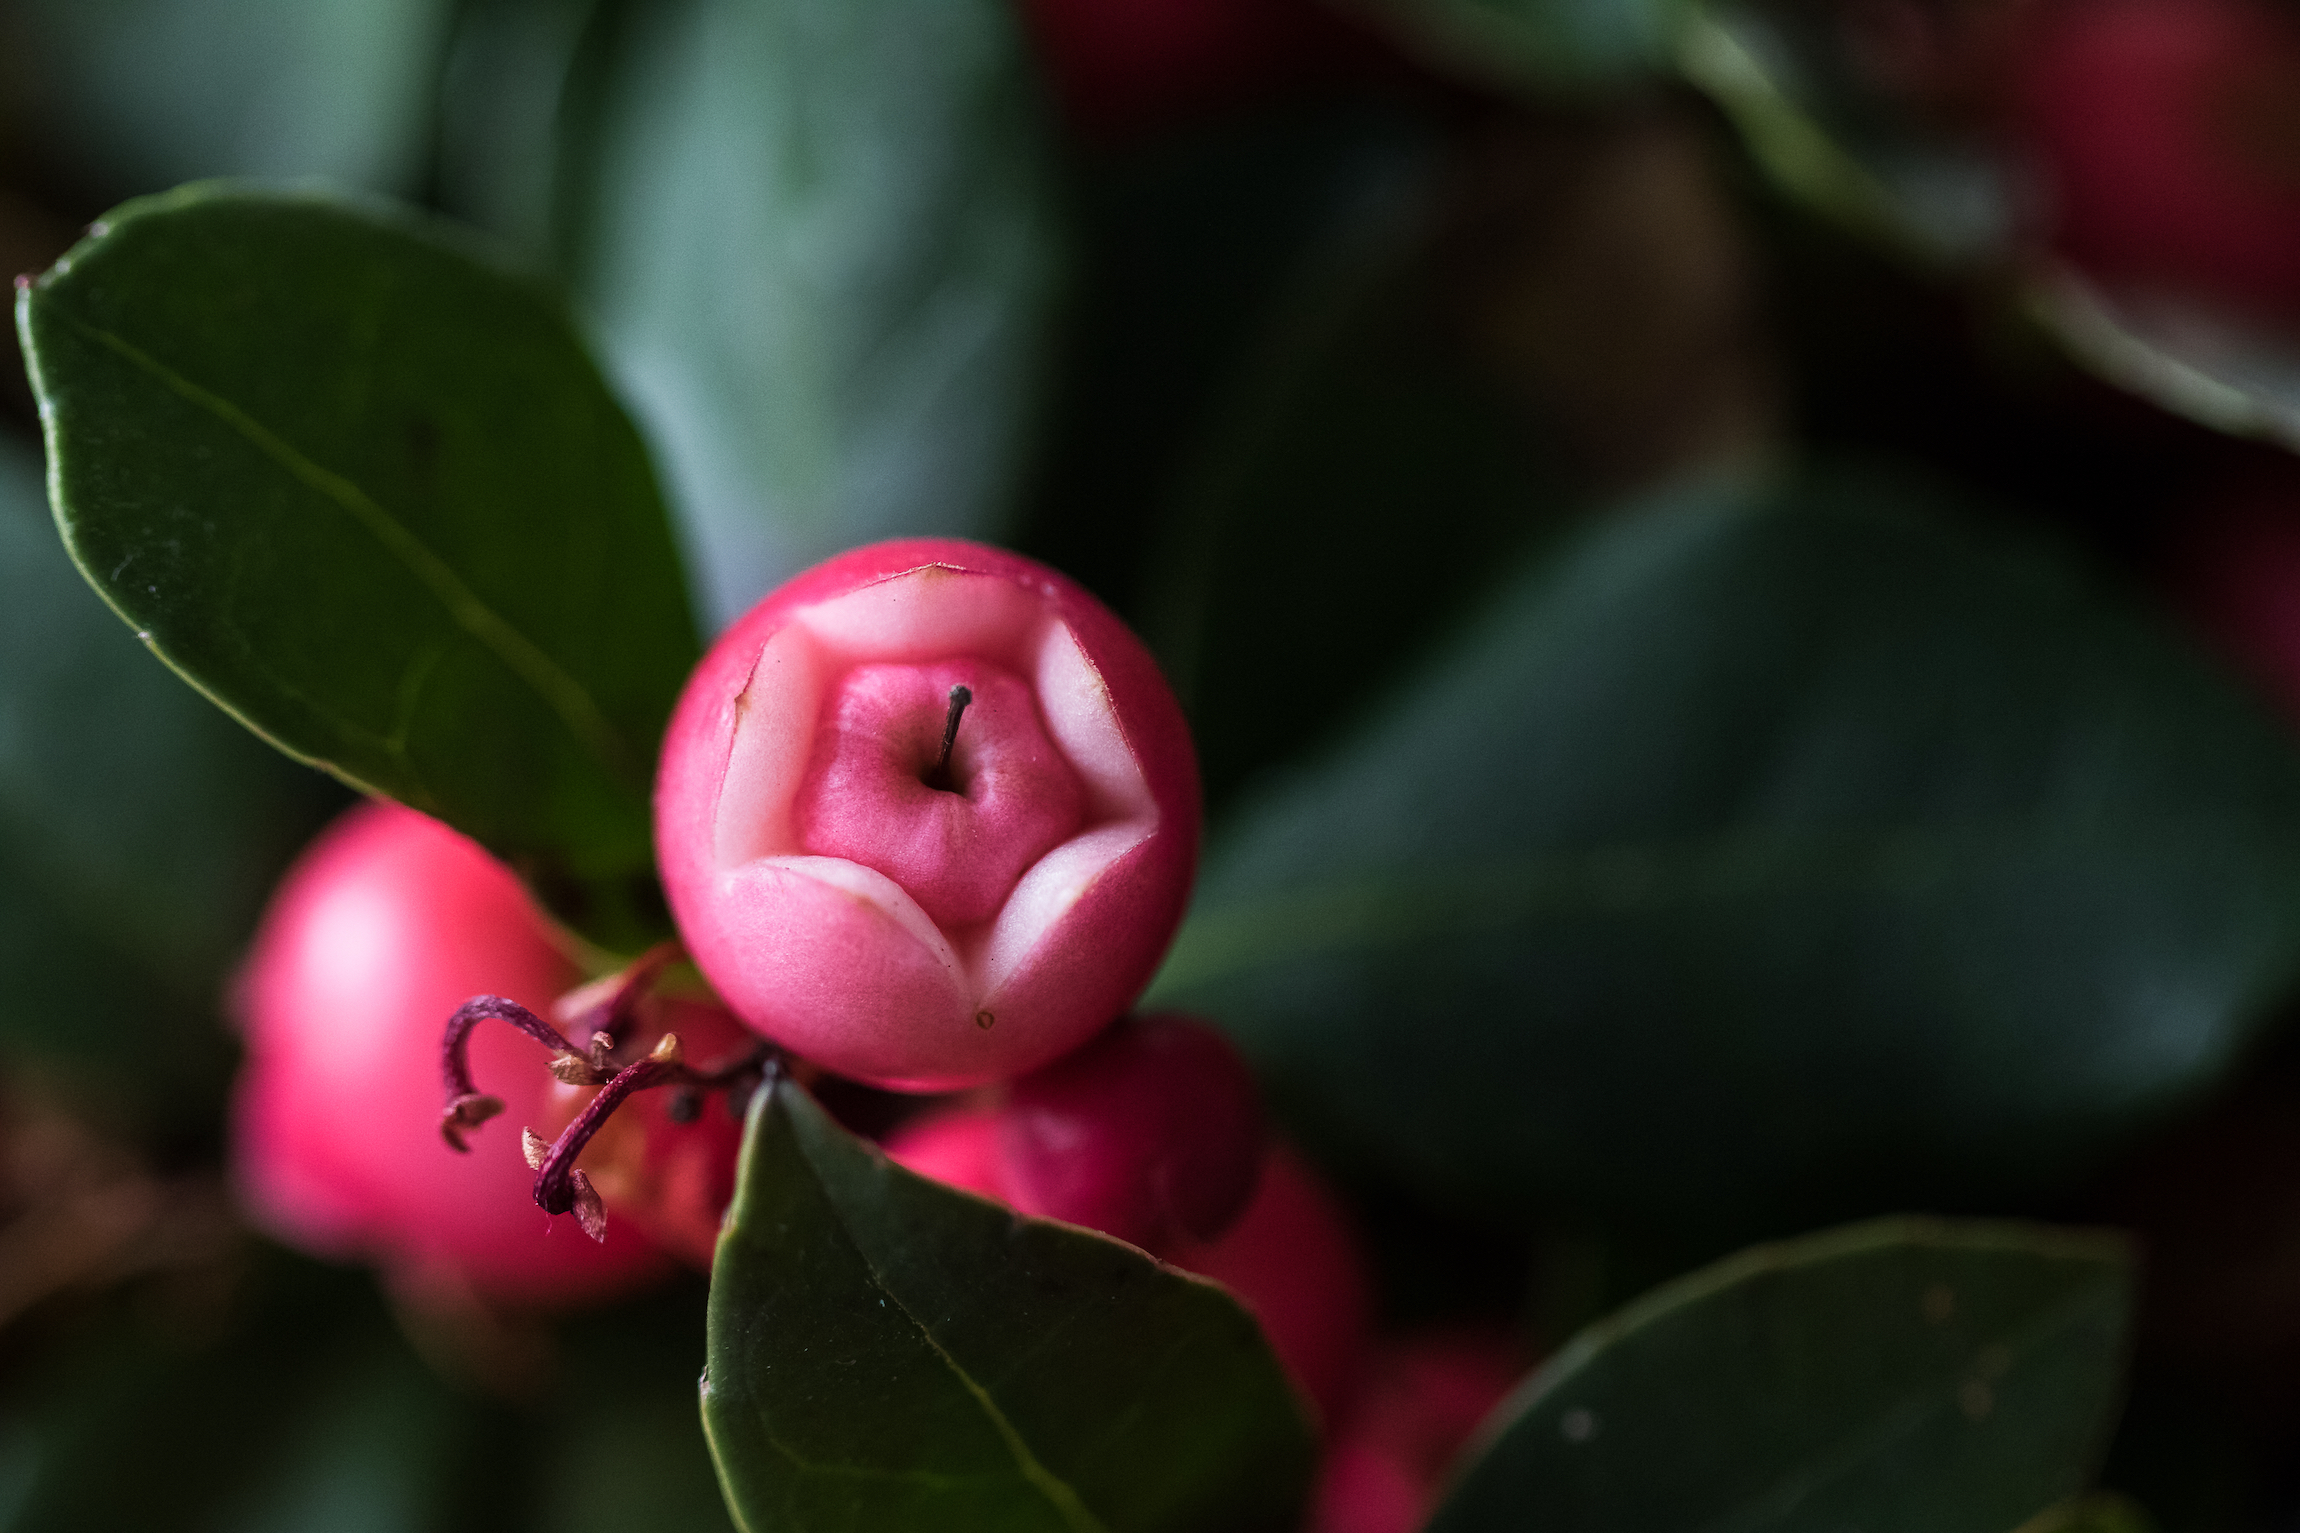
[{"xmin": 49, "ymin": 304, "xmax": 642, "ymax": 787}]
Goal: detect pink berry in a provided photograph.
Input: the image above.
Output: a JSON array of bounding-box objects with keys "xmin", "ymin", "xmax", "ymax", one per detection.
[
  {"xmin": 882, "ymin": 1103, "xmax": 1010, "ymax": 1202},
  {"xmin": 1169, "ymin": 1143, "xmax": 1373, "ymax": 1424},
  {"xmin": 886, "ymin": 1112, "xmax": 1371, "ymax": 1422},
  {"xmin": 234, "ymin": 802, "xmax": 670, "ymax": 1303},
  {"xmin": 655, "ymin": 539, "xmax": 1201, "ymax": 1091},
  {"xmin": 1000, "ymin": 1012, "xmax": 1265, "ymax": 1251},
  {"xmin": 1310, "ymin": 1331, "xmax": 1526, "ymax": 1533},
  {"xmin": 2015, "ymin": 0, "xmax": 2300, "ymax": 318},
  {"xmin": 544, "ymin": 987, "xmax": 756, "ymax": 1270}
]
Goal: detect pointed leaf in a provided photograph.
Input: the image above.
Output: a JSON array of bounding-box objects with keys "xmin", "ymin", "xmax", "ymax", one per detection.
[
  {"xmin": 562, "ymin": 0, "xmax": 1062, "ymax": 627},
  {"xmin": 702, "ymin": 1078, "xmax": 1315, "ymax": 1533},
  {"xmin": 1154, "ymin": 466, "xmax": 2300, "ymax": 1237},
  {"xmin": 1429, "ymin": 1218, "xmax": 2134, "ymax": 1533},
  {"xmin": 16, "ymin": 184, "xmax": 699, "ymax": 949},
  {"xmin": 9, "ymin": 0, "xmax": 451, "ymax": 200}
]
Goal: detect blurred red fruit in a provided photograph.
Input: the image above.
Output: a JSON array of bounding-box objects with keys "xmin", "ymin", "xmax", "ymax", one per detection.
[
  {"xmin": 1018, "ymin": 0, "xmax": 1396, "ymax": 138},
  {"xmin": 2016, "ymin": 0, "xmax": 2300, "ymax": 319},
  {"xmin": 235, "ymin": 802, "xmax": 751, "ymax": 1298},
  {"xmin": 235, "ymin": 801, "xmax": 668, "ymax": 1303}
]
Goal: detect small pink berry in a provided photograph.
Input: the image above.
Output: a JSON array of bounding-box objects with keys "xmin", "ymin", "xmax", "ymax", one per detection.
[
  {"xmin": 655, "ymin": 539, "xmax": 1201, "ymax": 1091},
  {"xmin": 882, "ymin": 1103, "xmax": 1010, "ymax": 1202},
  {"xmin": 233, "ymin": 802, "xmax": 670, "ymax": 1304},
  {"xmin": 887, "ymin": 1111, "xmax": 1371, "ymax": 1422},
  {"xmin": 1311, "ymin": 1330, "xmax": 1526, "ymax": 1533},
  {"xmin": 1000, "ymin": 1012, "xmax": 1265, "ymax": 1251},
  {"xmin": 1169, "ymin": 1143, "xmax": 1373, "ymax": 1424}
]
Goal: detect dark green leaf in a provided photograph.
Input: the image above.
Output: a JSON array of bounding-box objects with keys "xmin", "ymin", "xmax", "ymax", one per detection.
[
  {"xmin": 1136, "ymin": 132, "xmax": 1568, "ymax": 809},
  {"xmin": 0, "ymin": 431, "xmax": 337, "ymax": 1119},
  {"xmin": 1347, "ymin": 0, "xmax": 1694, "ymax": 91},
  {"xmin": 543, "ymin": 1282, "xmax": 739, "ymax": 1533},
  {"xmin": 2012, "ymin": 1493, "xmax": 2158, "ymax": 1533},
  {"xmin": 1153, "ymin": 465, "xmax": 2300, "ymax": 1239},
  {"xmin": 560, "ymin": 0, "xmax": 1062, "ymax": 626},
  {"xmin": 703, "ymin": 1078, "xmax": 1315, "ymax": 1533},
  {"xmin": 1681, "ymin": 3, "xmax": 2016, "ymax": 266},
  {"xmin": 1429, "ymin": 1217, "xmax": 2134, "ymax": 1533},
  {"xmin": 6, "ymin": 0, "xmax": 452, "ymax": 202},
  {"xmin": 0, "ymin": 1253, "xmax": 498, "ymax": 1533},
  {"xmin": 1683, "ymin": 3, "xmax": 2300, "ymax": 456},
  {"xmin": 16, "ymin": 184, "xmax": 699, "ymax": 949}
]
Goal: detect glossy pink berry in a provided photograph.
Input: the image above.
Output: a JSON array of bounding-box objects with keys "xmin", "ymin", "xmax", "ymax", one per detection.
[
  {"xmin": 233, "ymin": 801, "xmax": 669, "ymax": 1304},
  {"xmin": 655, "ymin": 539, "xmax": 1201, "ymax": 1091},
  {"xmin": 1000, "ymin": 1012, "xmax": 1265, "ymax": 1250},
  {"xmin": 2016, "ymin": 0, "xmax": 2300, "ymax": 318}
]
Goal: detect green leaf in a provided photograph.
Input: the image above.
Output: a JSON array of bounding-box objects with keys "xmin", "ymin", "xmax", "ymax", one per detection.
[
  {"xmin": 2012, "ymin": 1493, "xmax": 2158, "ymax": 1533},
  {"xmin": 1428, "ymin": 1218, "xmax": 2134, "ymax": 1533},
  {"xmin": 1681, "ymin": 3, "xmax": 2300, "ymax": 458},
  {"xmin": 1153, "ymin": 464, "xmax": 2300, "ymax": 1239},
  {"xmin": 16, "ymin": 184, "xmax": 700, "ymax": 950},
  {"xmin": 544, "ymin": 1283, "xmax": 740, "ymax": 1533},
  {"xmin": 560, "ymin": 0, "xmax": 1063, "ymax": 627},
  {"xmin": 8, "ymin": 0, "xmax": 452, "ymax": 201},
  {"xmin": 0, "ymin": 431, "xmax": 337, "ymax": 1119},
  {"xmin": 702, "ymin": 1078, "xmax": 1315, "ymax": 1533},
  {"xmin": 1346, "ymin": 0, "xmax": 1695, "ymax": 91},
  {"xmin": 1681, "ymin": 3, "xmax": 2016, "ymax": 267},
  {"xmin": 0, "ymin": 1253, "xmax": 496, "ymax": 1533}
]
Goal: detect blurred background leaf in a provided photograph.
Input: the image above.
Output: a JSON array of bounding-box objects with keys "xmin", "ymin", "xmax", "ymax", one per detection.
[
  {"xmin": 0, "ymin": 0, "xmax": 451, "ymax": 202},
  {"xmin": 542, "ymin": 0, "xmax": 1065, "ymax": 628},
  {"xmin": 1156, "ymin": 462, "xmax": 2300, "ymax": 1248},
  {"xmin": 1428, "ymin": 1217, "xmax": 2133, "ymax": 1533},
  {"xmin": 0, "ymin": 433, "xmax": 336, "ymax": 1128},
  {"xmin": 1348, "ymin": 0, "xmax": 1696, "ymax": 92}
]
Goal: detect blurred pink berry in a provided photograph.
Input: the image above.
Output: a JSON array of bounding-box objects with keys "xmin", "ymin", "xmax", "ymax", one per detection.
[
  {"xmin": 2016, "ymin": 0, "xmax": 2300, "ymax": 318},
  {"xmin": 655, "ymin": 539, "xmax": 1200, "ymax": 1091},
  {"xmin": 233, "ymin": 801, "xmax": 670, "ymax": 1304},
  {"xmin": 1001, "ymin": 1011, "xmax": 1265, "ymax": 1250},
  {"xmin": 1310, "ymin": 1330, "xmax": 1526, "ymax": 1533},
  {"xmin": 886, "ymin": 1110, "xmax": 1370, "ymax": 1421},
  {"xmin": 1018, "ymin": 0, "xmax": 1395, "ymax": 139}
]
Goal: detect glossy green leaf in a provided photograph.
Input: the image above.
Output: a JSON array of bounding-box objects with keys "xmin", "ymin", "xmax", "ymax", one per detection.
[
  {"xmin": 702, "ymin": 1078, "xmax": 1315, "ymax": 1533},
  {"xmin": 562, "ymin": 0, "xmax": 1063, "ymax": 627},
  {"xmin": 7, "ymin": 0, "xmax": 451, "ymax": 201},
  {"xmin": 1153, "ymin": 464, "xmax": 2300, "ymax": 1238},
  {"xmin": 1347, "ymin": 0, "xmax": 1695, "ymax": 91},
  {"xmin": 0, "ymin": 431, "xmax": 336, "ymax": 1116},
  {"xmin": 16, "ymin": 184, "xmax": 699, "ymax": 949},
  {"xmin": 1428, "ymin": 1217, "xmax": 2134, "ymax": 1533}
]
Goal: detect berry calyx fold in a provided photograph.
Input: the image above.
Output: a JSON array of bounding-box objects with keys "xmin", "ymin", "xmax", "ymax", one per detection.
[{"xmin": 654, "ymin": 539, "xmax": 1201, "ymax": 1090}]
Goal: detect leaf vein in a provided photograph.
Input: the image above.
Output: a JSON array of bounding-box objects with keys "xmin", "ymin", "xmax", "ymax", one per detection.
[{"xmin": 60, "ymin": 311, "xmax": 640, "ymax": 785}]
